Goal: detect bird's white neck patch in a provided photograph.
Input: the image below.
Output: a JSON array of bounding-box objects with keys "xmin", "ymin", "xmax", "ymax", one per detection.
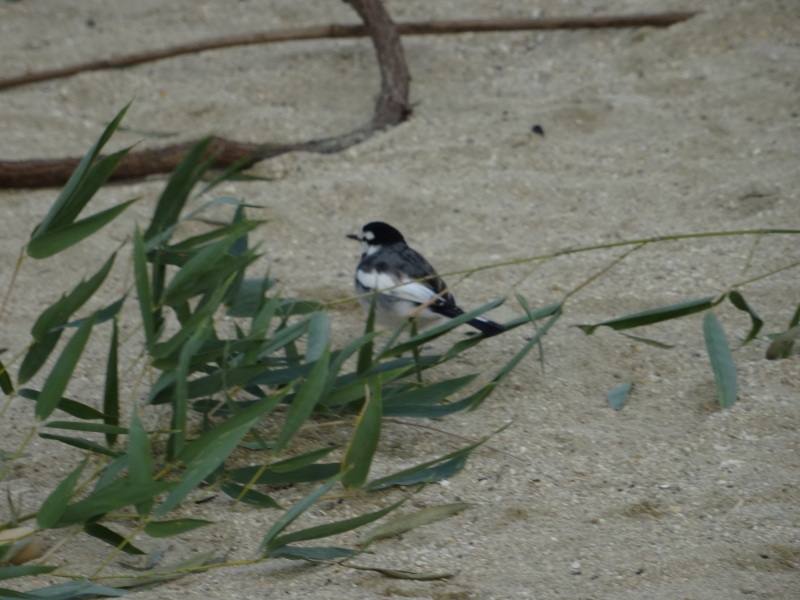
[{"xmin": 363, "ymin": 242, "xmax": 381, "ymax": 256}]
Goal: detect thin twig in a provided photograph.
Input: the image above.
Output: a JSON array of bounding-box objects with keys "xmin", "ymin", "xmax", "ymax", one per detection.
[{"xmin": 0, "ymin": 13, "xmax": 698, "ymax": 92}]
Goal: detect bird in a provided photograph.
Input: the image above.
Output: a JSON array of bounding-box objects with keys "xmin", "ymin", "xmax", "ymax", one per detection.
[{"xmin": 347, "ymin": 221, "xmax": 505, "ymax": 337}]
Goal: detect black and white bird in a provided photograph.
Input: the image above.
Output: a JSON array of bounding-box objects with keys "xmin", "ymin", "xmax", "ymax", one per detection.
[{"xmin": 347, "ymin": 222, "xmax": 505, "ymax": 337}]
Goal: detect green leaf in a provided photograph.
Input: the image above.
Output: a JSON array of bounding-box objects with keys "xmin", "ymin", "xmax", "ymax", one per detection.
[
  {"xmin": 128, "ymin": 410, "xmax": 154, "ymax": 515},
  {"xmin": 31, "ymin": 253, "xmax": 115, "ymax": 341},
  {"xmin": 144, "ymin": 519, "xmax": 213, "ymax": 538},
  {"xmin": 29, "ymin": 104, "xmax": 130, "ymax": 241},
  {"xmin": 18, "ymin": 388, "xmax": 104, "ymax": 420},
  {"xmin": 727, "ymin": 290, "xmax": 763, "ymax": 346},
  {"xmin": 7, "ymin": 579, "xmax": 131, "ymax": 598},
  {"xmin": 56, "ymin": 479, "xmax": 175, "ymax": 527},
  {"xmin": 357, "ymin": 295, "xmax": 378, "ymax": 374},
  {"xmin": 18, "ymin": 331, "xmax": 62, "ymax": 384},
  {"xmin": 220, "ymin": 483, "xmax": 283, "ymax": 509},
  {"xmin": 43, "ymin": 421, "xmax": 128, "ymax": 435},
  {"xmin": 258, "ymin": 472, "xmax": 341, "ymax": 556},
  {"xmin": 577, "ymin": 295, "xmax": 717, "ymax": 334},
  {"xmin": 37, "ymin": 459, "xmax": 87, "ymax": 529},
  {"xmin": 229, "ymin": 463, "xmax": 340, "ymax": 486},
  {"xmin": 359, "ymin": 502, "xmax": 470, "ymax": 548},
  {"xmin": 607, "ymin": 382, "xmax": 634, "ymax": 410},
  {"xmin": 267, "ymin": 446, "xmax": 339, "ymax": 473},
  {"xmin": 28, "ymin": 200, "xmax": 137, "ymax": 259},
  {"xmin": 765, "ymin": 325, "xmax": 799, "ymax": 360},
  {"xmin": 84, "ymin": 523, "xmax": 145, "ymax": 555},
  {"xmin": 104, "ymin": 319, "xmax": 120, "ymax": 446},
  {"xmin": 156, "ymin": 390, "xmax": 288, "ymax": 516},
  {"xmin": 274, "ymin": 348, "xmax": 330, "ymax": 453},
  {"xmin": 225, "ymin": 277, "xmax": 276, "ymax": 317},
  {"xmin": 0, "ymin": 359, "xmax": 13, "ymax": 395},
  {"xmin": 703, "ymin": 313, "xmax": 738, "ymax": 409},
  {"xmin": 383, "ymin": 375, "xmax": 478, "ymax": 409},
  {"xmin": 341, "ymin": 380, "xmax": 382, "ymax": 490},
  {"xmin": 305, "ymin": 313, "xmax": 330, "ymax": 364},
  {"xmin": 35, "ymin": 313, "xmax": 97, "ymax": 420},
  {"xmin": 38, "ymin": 434, "xmax": 120, "ymax": 458},
  {"xmin": 101, "ymin": 551, "xmax": 215, "ymax": 590},
  {"xmin": 143, "ymin": 137, "xmax": 215, "ymax": 242},
  {"xmin": 133, "ymin": 230, "xmax": 156, "ymax": 352},
  {"xmin": 0, "ymin": 565, "xmax": 57, "ymax": 581},
  {"xmin": 266, "ymin": 498, "xmax": 405, "ymax": 558},
  {"xmin": 382, "ymin": 298, "xmax": 506, "ymax": 358},
  {"xmin": 366, "ymin": 438, "xmax": 486, "ymax": 491}
]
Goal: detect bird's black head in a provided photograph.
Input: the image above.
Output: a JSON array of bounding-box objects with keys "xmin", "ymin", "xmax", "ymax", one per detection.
[{"xmin": 347, "ymin": 221, "xmax": 406, "ymax": 246}]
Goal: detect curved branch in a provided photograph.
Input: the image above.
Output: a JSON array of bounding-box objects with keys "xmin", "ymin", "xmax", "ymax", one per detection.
[
  {"xmin": 0, "ymin": 0, "xmax": 411, "ymax": 188},
  {"xmin": 0, "ymin": 12, "xmax": 698, "ymax": 92}
]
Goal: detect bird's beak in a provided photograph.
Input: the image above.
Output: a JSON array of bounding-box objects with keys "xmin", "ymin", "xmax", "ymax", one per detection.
[{"xmin": 346, "ymin": 234, "xmax": 361, "ymax": 241}]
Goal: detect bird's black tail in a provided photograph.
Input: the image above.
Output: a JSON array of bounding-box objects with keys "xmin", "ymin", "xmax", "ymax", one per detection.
[{"xmin": 467, "ymin": 316, "xmax": 506, "ymax": 337}]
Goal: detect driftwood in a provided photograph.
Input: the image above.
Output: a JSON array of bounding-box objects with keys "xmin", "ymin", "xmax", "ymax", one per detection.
[
  {"xmin": 0, "ymin": 9, "xmax": 697, "ymax": 189},
  {"xmin": 0, "ymin": 12, "xmax": 697, "ymax": 92},
  {"xmin": 0, "ymin": 0, "xmax": 411, "ymax": 188}
]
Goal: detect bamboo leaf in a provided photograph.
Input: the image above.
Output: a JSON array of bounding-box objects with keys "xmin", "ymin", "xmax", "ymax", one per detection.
[
  {"xmin": 144, "ymin": 519, "xmax": 213, "ymax": 538},
  {"xmin": 765, "ymin": 325, "xmax": 800, "ymax": 360},
  {"xmin": 341, "ymin": 381, "xmax": 382, "ymax": 490},
  {"xmin": 578, "ymin": 295, "xmax": 716, "ymax": 334},
  {"xmin": 607, "ymin": 382, "xmax": 634, "ymax": 410},
  {"xmin": 29, "ymin": 104, "xmax": 130, "ymax": 241},
  {"xmin": 84, "ymin": 523, "xmax": 145, "ymax": 555},
  {"xmin": 727, "ymin": 290, "xmax": 763, "ymax": 346},
  {"xmin": 31, "ymin": 253, "xmax": 115, "ymax": 341},
  {"xmin": 38, "ymin": 434, "xmax": 120, "ymax": 458},
  {"xmin": 267, "ymin": 446, "xmax": 339, "ymax": 473},
  {"xmin": 133, "ymin": 230, "xmax": 156, "ymax": 352},
  {"xmin": 35, "ymin": 313, "xmax": 97, "ymax": 420},
  {"xmin": 28, "ymin": 200, "xmax": 137, "ymax": 259},
  {"xmin": 359, "ymin": 502, "xmax": 470, "ymax": 548},
  {"xmin": 37, "ymin": 459, "xmax": 87, "ymax": 529},
  {"xmin": 381, "ymin": 298, "xmax": 506, "ymax": 358},
  {"xmin": 18, "ymin": 331, "xmax": 62, "ymax": 384},
  {"xmin": 703, "ymin": 313, "xmax": 738, "ymax": 409},
  {"xmin": 266, "ymin": 498, "xmax": 405, "ymax": 558},
  {"xmin": 258, "ymin": 473, "xmax": 343, "ymax": 556},
  {"xmin": 229, "ymin": 463, "xmax": 340, "ymax": 486},
  {"xmin": 366, "ymin": 438, "xmax": 486, "ymax": 491},
  {"xmin": 103, "ymin": 319, "xmax": 120, "ymax": 446},
  {"xmin": 128, "ymin": 410, "xmax": 154, "ymax": 515},
  {"xmin": 56, "ymin": 479, "xmax": 175, "ymax": 527},
  {"xmin": 274, "ymin": 348, "xmax": 330, "ymax": 453},
  {"xmin": 6, "ymin": 579, "xmax": 131, "ymax": 598},
  {"xmin": 220, "ymin": 483, "xmax": 283, "ymax": 509},
  {"xmin": 18, "ymin": 388, "xmax": 104, "ymax": 420},
  {"xmin": 43, "ymin": 421, "xmax": 127, "ymax": 435},
  {"xmin": 155, "ymin": 391, "xmax": 287, "ymax": 516},
  {"xmin": 0, "ymin": 358, "xmax": 13, "ymax": 395},
  {"xmin": 143, "ymin": 137, "xmax": 215, "ymax": 242},
  {"xmin": 101, "ymin": 551, "xmax": 215, "ymax": 590},
  {"xmin": 0, "ymin": 566, "xmax": 57, "ymax": 581}
]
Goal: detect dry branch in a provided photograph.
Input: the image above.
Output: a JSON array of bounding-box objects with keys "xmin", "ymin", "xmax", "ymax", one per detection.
[
  {"xmin": 0, "ymin": 10, "xmax": 698, "ymax": 188},
  {"xmin": 0, "ymin": 0, "xmax": 411, "ymax": 188},
  {"xmin": 0, "ymin": 12, "xmax": 698, "ymax": 91}
]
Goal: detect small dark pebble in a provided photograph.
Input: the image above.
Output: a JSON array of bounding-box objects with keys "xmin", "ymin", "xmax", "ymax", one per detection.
[{"xmin": 531, "ymin": 124, "xmax": 545, "ymax": 136}]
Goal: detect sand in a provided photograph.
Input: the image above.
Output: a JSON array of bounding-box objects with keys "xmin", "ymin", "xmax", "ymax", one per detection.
[{"xmin": 1, "ymin": 1, "xmax": 798, "ymax": 598}]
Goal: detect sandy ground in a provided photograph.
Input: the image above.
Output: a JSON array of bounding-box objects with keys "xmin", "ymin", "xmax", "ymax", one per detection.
[{"xmin": 1, "ymin": 1, "xmax": 798, "ymax": 598}]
